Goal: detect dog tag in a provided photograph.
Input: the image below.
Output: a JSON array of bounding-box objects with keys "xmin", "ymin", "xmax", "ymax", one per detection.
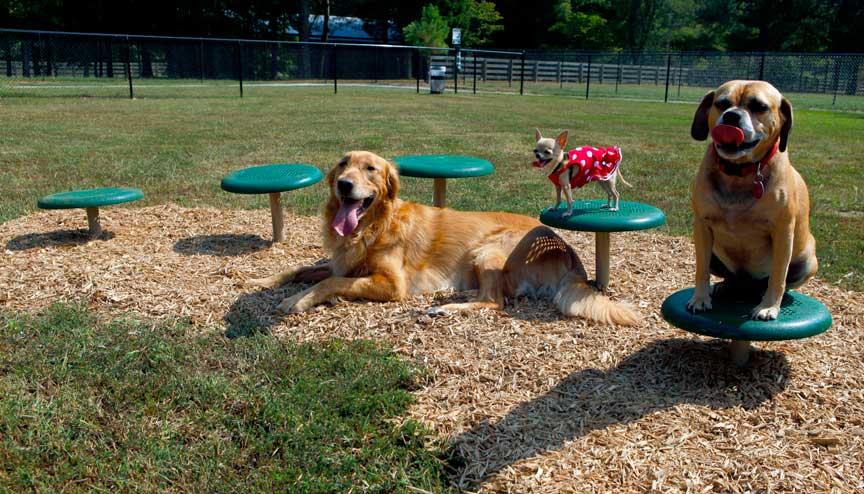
[{"xmin": 752, "ymin": 179, "xmax": 765, "ymax": 199}]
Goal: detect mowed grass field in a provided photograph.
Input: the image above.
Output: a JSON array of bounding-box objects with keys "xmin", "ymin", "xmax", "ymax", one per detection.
[
  {"xmin": 1, "ymin": 87, "xmax": 863, "ymax": 492},
  {"xmin": 2, "ymin": 86, "xmax": 862, "ymax": 289}
]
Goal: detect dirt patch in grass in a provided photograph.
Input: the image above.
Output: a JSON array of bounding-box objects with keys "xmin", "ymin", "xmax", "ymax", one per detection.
[{"xmin": 2, "ymin": 204, "xmax": 863, "ymax": 493}]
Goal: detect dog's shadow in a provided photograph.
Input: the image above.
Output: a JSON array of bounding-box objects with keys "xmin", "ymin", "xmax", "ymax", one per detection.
[
  {"xmin": 173, "ymin": 233, "xmax": 269, "ymax": 257},
  {"xmin": 448, "ymin": 337, "xmax": 789, "ymax": 489},
  {"xmin": 5, "ymin": 229, "xmax": 115, "ymax": 251}
]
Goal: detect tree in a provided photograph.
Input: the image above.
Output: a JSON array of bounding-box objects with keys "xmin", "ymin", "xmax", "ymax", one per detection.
[
  {"xmin": 549, "ymin": 0, "xmax": 614, "ymax": 49},
  {"xmin": 437, "ymin": 0, "xmax": 503, "ymax": 47},
  {"xmin": 404, "ymin": 4, "xmax": 449, "ymax": 47}
]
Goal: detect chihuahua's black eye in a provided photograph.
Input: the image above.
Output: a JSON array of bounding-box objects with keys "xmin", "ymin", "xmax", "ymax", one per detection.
[{"xmin": 748, "ymin": 100, "xmax": 768, "ymax": 113}]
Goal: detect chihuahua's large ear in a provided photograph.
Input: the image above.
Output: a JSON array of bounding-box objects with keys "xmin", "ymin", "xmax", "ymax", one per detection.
[
  {"xmin": 779, "ymin": 97, "xmax": 793, "ymax": 152},
  {"xmin": 555, "ymin": 130, "xmax": 568, "ymax": 149},
  {"xmin": 535, "ymin": 128, "xmax": 542, "ymax": 141},
  {"xmin": 691, "ymin": 91, "xmax": 715, "ymax": 141},
  {"xmin": 386, "ymin": 161, "xmax": 400, "ymax": 200}
]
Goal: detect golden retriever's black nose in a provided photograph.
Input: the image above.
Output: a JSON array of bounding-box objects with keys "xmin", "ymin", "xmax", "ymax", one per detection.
[{"xmin": 337, "ymin": 179, "xmax": 354, "ymax": 196}]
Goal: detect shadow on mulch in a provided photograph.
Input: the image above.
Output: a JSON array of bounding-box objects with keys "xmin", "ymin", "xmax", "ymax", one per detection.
[
  {"xmin": 5, "ymin": 229, "xmax": 115, "ymax": 251},
  {"xmin": 448, "ymin": 337, "xmax": 790, "ymax": 490},
  {"xmin": 223, "ymin": 284, "xmax": 294, "ymax": 338},
  {"xmin": 173, "ymin": 234, "xmax": 270, "ymax": 257}
]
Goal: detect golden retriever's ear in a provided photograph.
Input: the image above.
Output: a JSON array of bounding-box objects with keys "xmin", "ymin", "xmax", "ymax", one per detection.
[
  {"xmin": 386, "ymin": 162, "xmax": 400, "ymax": 200},
  {"xmin": 535, "ymin": 128, "xmax": 542, "ymax": 141},
  {"xmin": 691, "ymin": 91, "xmax": 715, "ymax": 141},
  {"xmin": 555, "ymin": 130, "xmax": 568, "ymax": 149},
  {"xmin": 779, "ymin": 97, "xmax": 793, "ymax": 152}
]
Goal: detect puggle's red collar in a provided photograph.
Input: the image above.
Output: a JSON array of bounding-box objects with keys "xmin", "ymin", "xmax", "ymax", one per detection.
[
  {"xmin": 713, "ymin": 140, "xmax": 780, "ymax": 199},
  {"xmin": 715, "ymin": 140, "xmax": 779, "ymax": 177}
]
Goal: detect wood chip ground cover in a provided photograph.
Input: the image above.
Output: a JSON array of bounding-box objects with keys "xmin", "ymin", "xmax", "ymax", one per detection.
[{"xmin": 1, "ymin": 205, "xmax": 862, "ymax": 493}]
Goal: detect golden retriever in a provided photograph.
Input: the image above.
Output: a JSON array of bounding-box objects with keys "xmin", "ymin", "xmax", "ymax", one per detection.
[{"xmin": 253, "ymin": 151, "xmax": 637, "ymax": 325}]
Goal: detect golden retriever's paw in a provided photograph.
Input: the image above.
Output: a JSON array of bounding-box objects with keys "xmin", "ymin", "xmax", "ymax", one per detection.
[
  {"xmin": 277, "ymin": 292, "xmax": 314, "ymax": 314},
  {"xmin": 248, "ymin": 275, "xmax": 283, "ymax": 289},
  {"xmin": 750, "ymin": 304, "xmax": 779, "ymax": 320},
  {"xmin": 686, "ymin": 292, "xmax": 713, "ymax": 312}
]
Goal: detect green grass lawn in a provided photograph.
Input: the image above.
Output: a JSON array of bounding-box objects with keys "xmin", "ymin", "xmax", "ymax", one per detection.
[
  {"xmin": 0, "ymin": 304, "xmax": 451, "ymax": 493},
  {"xmin": 1, "ymin": 86, "xmax": 862, "ymax": 289},
  {"xmin": 1, "ymin": 87, "xmax": 862, "ymax": 490}
]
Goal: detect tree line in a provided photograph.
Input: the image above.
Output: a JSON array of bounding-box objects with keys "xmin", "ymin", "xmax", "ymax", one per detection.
[{"xmin": 1, "ymin": 0, "xmax": 862, "ymax": 52}]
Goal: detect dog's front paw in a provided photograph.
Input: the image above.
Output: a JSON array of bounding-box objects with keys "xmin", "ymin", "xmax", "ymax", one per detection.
[
  {"xmin": 687, "ymin": 292, "xmax": 713, "ymax": 312},
  {"xmin": 562, "ymin": 209, "xmax": 574, "ymax": 218},
  {"xmin": 277, "ymin": 292, "xmax": 314, "ymax": 314},
  {"xmin": 608, "ymin": 207, "xmax": 619, "ymax": 212},
  {"xmin": 750, "ymin": 304, "xmax": 779, "ymax": 321},
  {"xmin": 248, "ymin": 275, "xmax": 283, "ymax": 288}
]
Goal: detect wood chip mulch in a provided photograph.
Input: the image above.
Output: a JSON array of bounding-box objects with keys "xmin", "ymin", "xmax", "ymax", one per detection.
[{"xmin": 2, "ymin": 204, "xmax": 862, "ymax": 493}]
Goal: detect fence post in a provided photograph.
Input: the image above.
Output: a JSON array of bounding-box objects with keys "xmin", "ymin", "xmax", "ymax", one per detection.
[
  {"xmin": 519, "ymin": 50, "xmax": 525, "ymax": 95},
  {"xmin": 677, "ymin": 52, "xmax": 683, "ymax": 97},
  {"xmin": 473, "ymin": 51, "xmax": 477, "ymax": 94},
  {"xmin": 615, "ymin": 52, "xmax": 621, "ymax": 94},
  {"xmin": 664, "ymin": 53, "xmax": 671, "ymax": 103},
  {"xmin": 832, "ymin": 56, "xmax": 840, "ymax": 106},
  {"xmin": 199, "ymin": 40, "xmax": 204, "ymax": 83},
  {"xmin": 237, "ymin": 41, "xmax": 244, "ymax": 98},
  {"xmin": 415, "ymin": 48, "xmax": 420, "ymax": 94},
  {"xmin": 585, "ymin": 54, "xmax": 592, "ymax": 100},
  {"xmin": 453, "ymin": 48, "xmax": 459, "ymax": 94},
  {"xmin": 759, "ymin": 52, "xmax": 766, "ymax": 80},
  {"xmin": 125, "ymin": 36, "xmax": 133, "ymax": 99},
  {"xmin": 332, "ymin": 44, "xmax": 337, "ymax": 94}
]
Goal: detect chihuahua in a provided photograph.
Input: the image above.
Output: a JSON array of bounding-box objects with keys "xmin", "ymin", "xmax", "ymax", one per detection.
[{"xmin": 533, "ymin": 129, "xmax": 630, "ymax": 216}]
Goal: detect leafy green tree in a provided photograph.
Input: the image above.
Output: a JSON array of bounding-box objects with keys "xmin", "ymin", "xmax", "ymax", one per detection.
[
  {"xmin": 549, "ymin": 0, "xmax": 614, "ymax": 49},
  {"xmin": 437, "ymin": 0, "xmax": 504, "ymax": 47},
  {"xmin": 404, "ymin": 4, "xmax": 450, "ymax": 47}
]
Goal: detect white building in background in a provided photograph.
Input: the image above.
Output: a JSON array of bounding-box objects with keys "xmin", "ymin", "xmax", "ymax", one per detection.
[{"xmin": 286, "ymin": 16, "xmax": 402, "ymax": 43}]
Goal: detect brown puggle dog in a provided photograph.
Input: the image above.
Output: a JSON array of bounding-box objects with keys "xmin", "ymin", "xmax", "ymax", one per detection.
[
  {"xmin": 252, "ymin": 151, "xmax": 637, "ymax": 325},
  {"xmin": 688, "ymin": 80, "xmax": 817, "ymax": 320}
]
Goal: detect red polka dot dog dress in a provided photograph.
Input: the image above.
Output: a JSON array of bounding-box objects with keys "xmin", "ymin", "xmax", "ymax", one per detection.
[{"xmin": 538, "ymin": 146, "xmax": 623, "ymax": 188}]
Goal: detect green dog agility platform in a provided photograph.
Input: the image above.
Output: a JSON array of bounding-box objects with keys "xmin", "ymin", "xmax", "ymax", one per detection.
[
  {"xmin": 540, "ymin": 200, "xmax": 666, "ymax": 291},
  {"xmin": 392, "ymin": 155, "xmax": 495, "ymax": 208},
  {"xmin": 37, "ymin": 187, "xmax": 144, "ymax": 236},
  {"xmin": 221, "ymin": 164, "xmax": 323, "ymax": 242},
  {"xmin": 662, "ymin": 288, "xmax": 832, "ymax": 366}
]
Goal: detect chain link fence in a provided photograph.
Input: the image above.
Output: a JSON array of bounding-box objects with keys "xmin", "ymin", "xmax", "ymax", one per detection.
[{"xmin": 2, "ymin": 29, "xmax": 862, "ymax": 110}]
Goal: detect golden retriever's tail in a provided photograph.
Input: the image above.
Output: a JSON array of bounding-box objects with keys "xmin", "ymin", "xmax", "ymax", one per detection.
[{"xmin": 554, "ymin": 276, "xmax": 639, "ymax": 325}]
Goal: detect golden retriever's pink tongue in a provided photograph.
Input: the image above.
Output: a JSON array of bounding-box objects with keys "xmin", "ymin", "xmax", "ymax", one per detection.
[
  {"xmin": 712, "ymin": 124, "xmax": 745, "ymax": 146},
  {"xmin": 332, "ymin": 200, "xmax": 361, "ymax": 236}
]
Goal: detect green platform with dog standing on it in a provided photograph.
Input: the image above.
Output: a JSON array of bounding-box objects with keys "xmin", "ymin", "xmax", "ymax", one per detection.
[
  {"xmin": 540, "ymin": 200, "xmax": 666, "ymax": 291},
  {"xmin": 661, "ymin": 288, "xmax": 832, "ymax": 366},
  {"xmin": 392, "ymin": 155, "xmax": 495, "ymax": 208}
]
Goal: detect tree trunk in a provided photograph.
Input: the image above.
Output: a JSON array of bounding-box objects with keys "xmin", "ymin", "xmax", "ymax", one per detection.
[
  {"xmin": 318, "ymin": 0, "xmax": 330, "ymax": 78},
  {"xmin": 140, "ymin": 47, "xmax": 154, "ymax": 77},
  {"xmin": 106, "ymin": 40, "xmax": 114, "ymax": 78},
  {"xmin": 5, "ymin": 37, "xmax": 14, "ymax": 77},
  {"xmin": 299, "ymin": 0, "xmax": 312, "ymax": 79}
]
